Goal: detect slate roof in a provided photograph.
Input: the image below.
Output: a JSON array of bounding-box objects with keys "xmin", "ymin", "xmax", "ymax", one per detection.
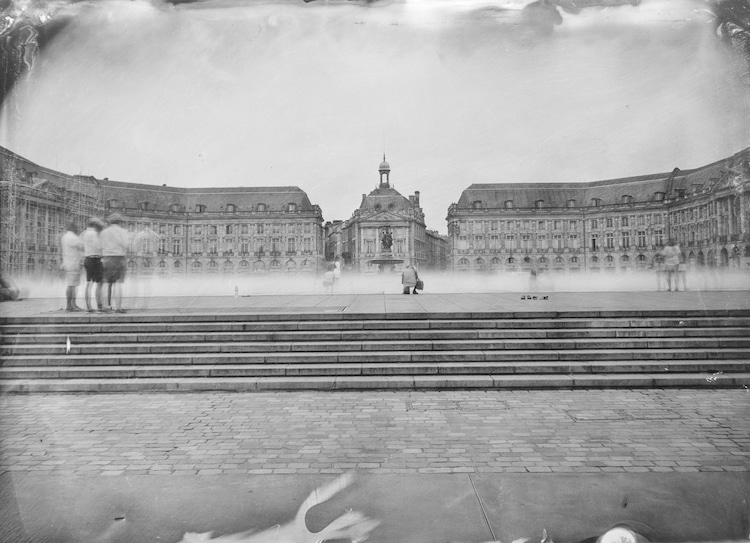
[
  {"xmin": 100, "ymin": 180, "xmax": 315, "ymax": 213},
  {"xmin": 359, "ymin": 186, "xmax": 414, "ymax": 214},
  {"xmin": 456, "ymin": 147, "xmax": 750, "ymax": 210}
]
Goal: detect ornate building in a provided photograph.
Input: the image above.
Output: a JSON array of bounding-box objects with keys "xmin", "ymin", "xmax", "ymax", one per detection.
[
  {"xmin": 0, "ymin": 146, "xmax": 325, "ymax": 277},
  {"xmin": 446, "ymin": 148, "xmax": 750, "ymax": 274},
  {"xmin": 339, "ymin": 157, "xmax": 439, "ymax": 272}
]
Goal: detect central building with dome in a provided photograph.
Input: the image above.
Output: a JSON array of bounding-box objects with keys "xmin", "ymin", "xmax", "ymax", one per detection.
[{"xmin": 337, "ymin": 156, "xmax": 433, "ymax": 272}]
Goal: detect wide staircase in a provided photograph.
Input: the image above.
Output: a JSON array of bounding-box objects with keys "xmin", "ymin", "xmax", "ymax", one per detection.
[{"xmin": 1, "ymin": 308, "xmax": 749, "ymax": 392}]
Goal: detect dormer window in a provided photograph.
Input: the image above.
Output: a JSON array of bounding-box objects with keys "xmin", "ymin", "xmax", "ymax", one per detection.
[
  {"xmin": 654, "ymin": 192, "xmax": 665, "ymax": 201},
  {"xmin": 622, "ymin": 195, "xmax": 633, "ymax": 205},
  {"xmin": 472, "ymin": 200, "xmax": 483, "ymax": 210},
  {"xmin": 195, "ymin": 204, "xmax": 206, "ymax": 213},
  {"xmin": 567, "ymin": 199, "xmax": 576, "ymax": 208},
  {"xmin": 107, "ymin": 199, "xmax": 120, "ymax": 209},
  {"xmin": 535, "ymin": 200, "xmax": 545, "ymax": 209},
  {"xmin": 504, "ymin": 200, "xmax": 513, "ymax": 209},
  {"xmin": 288, "ymin": 203, "xmax": 297, "ymax": 212},
  {"xmin": 591, "ymin": 198, "xmax": 601, "ymax": 207},
  {"xmin": 257, "ymin": 203, "xmax": 267, "ymax": 212},
  {"xmin": 170, "ymin": 203, "xmax": 181, "ymax": 213},
  {"xmin": 676, "ymin": 189, "xmax": 686, "ymax": 198},
  {"xmin": 226, "ymin": 204, "xmax": 236, "ymax": 213},
  {"xmin": 140, "ymin": 201, "xmax": 149, "ymax": 211}
]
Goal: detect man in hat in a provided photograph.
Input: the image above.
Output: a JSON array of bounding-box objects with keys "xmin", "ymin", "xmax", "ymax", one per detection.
[
  {"xmin": 60, "ymin": 222, "xmax": 84, "ymax": 311},
  {"xmin": 100, "ymin": 213, "xmax": 130, "ymax": 313},
  {"xmin": 81, "ymin": 217, "xmax": 105, "ymax": 312}
]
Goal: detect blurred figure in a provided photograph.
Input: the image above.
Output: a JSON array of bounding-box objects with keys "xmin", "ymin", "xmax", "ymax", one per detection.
[
  {"xmin": 0, "ymin": 274, "xmax": 20, "ymax": 302},
  {"xmin": 652, "ymin": 250, "xmax": 665, "ymax": 291},
  {"xmin": 80, "ymin": 217, "xmax": 105, "ymax": 312},
  {"xmin": 322, "ymin": 264, "xmax": 335, "ymax": 294},
  {"xmin": 333, "ymin": 261, "xmax": 341, "ymax": 287},
  {"xmin": 662, "ymin": 238, "xmax": 681, "ymax": 291},
  {"xmin": 60, "ymin": 222, "xmax": 84, "ymax": 311},
  {"xmin": 130, "ymin": 226, "xmax": 161, "ymax": 309},
  {"xmin": 401, "ymin": 264, "xmax": 419, "ymax": 294},
  {"xmin": 529, "ymin": 268, "xmax": 538, "ymax": 292},
  {"xmin": 100, "ymin": 213, "xmax": 130, "ymax": 313},
  {"xmin": 677, "ymin": 242, "xmax": 688, "ymax": 291}
]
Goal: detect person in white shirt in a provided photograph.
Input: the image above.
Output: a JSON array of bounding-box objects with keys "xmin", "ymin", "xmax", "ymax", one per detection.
[
  {"xmin": 662, "ymin": 239, "xmax": 682, "ymax": 292},
  {"xmin": 100, "ymin": 213, "xmax": 131, "ymax": 313},
  {"xmin": 80, "ymin": 217, "xmax": 105, "ymax": 312},
  {"xmin": 60, "ymin": 222, "xmax": 84, "ymax": 312}
]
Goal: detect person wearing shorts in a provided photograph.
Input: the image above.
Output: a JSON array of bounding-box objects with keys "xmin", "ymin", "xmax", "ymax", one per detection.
[
  {"xmin": 60, "ymin": 222, "xmax": 84, "ymax": 312},
  {"xmin": 81, "ymin": 217, "xmax": 105, "ymax": 312},
  {"xmin": 100, "ymin": 213, "xmax": 130, "ymax": 313}
]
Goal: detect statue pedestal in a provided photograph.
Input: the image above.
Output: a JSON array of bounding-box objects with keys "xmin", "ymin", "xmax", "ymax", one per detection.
[{"xmin": 368, "ymin": 252, "xmax": 403, "ymax": 273}]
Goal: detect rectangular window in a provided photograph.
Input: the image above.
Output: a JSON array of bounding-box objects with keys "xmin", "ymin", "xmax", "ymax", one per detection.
[
  {"xmin": 637, "ymin": 231, "xmax": 646, "ymax": 248},
  {"xmin": 621, "ymin": 217, "xmax": 629, "ymax": 227},
  {"xmin": 303, "ymin": 238, "xmax": 311, "ymax": 252},
  {"xmin": 569, "ymin": 234, "xmax": 578, "ymax": 250},
  {"xmin": 287, "ymin": 237, "xmax": 296, "ymax": 253},
  {"xmin": 622, "ymin": 232, "xmax": 630, "ymax": 249},
  {"xmin": 257, "ymin": 224, "xmax": 264, "ymax": 235},
  {"xmin": 605, "ymin": 232, "xmax": 614, "ymax": 249},
  {"xmin": 591, "ymin": 219, "xmax": 598, "ymax": 229},
  {"xmin": 654, "ymin": 229, "xmax": 663, "ymax": 247},
  {"xmin": 553, "ymin": 235, "xmax": 562, "ymax": 249},
  {"xmin": 506, "ymin": 235, "xmax": 516, "ymax": 250},
  {"xmin": 606, "ymin": 218, "xmax": 613, "ymax": 228}
]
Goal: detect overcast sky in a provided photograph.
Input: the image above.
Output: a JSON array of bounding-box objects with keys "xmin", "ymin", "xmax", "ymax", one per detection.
[{"xmin": 2, "ymin": 0, "xmax": 749, "ymax": 233}]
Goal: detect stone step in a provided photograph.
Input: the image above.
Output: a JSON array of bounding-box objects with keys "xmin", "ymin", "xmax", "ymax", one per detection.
[
  {"xmin": 2, "ymin": 372, "xmax": 749, "ymax": 393},
  {"xmin": 3, "ymin": 316, "xmax": 750, "ymax": 335},
  {"xmin": 3, "ymin": 326, "xmax": 748, "ymax": 345},
  {"xmin": 1, "ymin": 360, "xmax": 747, "ymax": 380},
  {"xmin": 3, "ymin": 349, "xmax": 749, "ymax": 367},
  {"xmin": 3, "ymin": 337, "xmax": 749, "ymax": 357}
]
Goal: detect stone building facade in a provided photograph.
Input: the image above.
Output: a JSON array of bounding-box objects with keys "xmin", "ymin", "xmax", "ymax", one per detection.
[
  {"xmin": 0, "ymin": 146, "xmax": 325, "ymax": 277},
  {"xmin": 339, "ymin": 157, "xmax": 434, "ymax": 272},
  {"xmin": 446, "ymin": 148, "xmax": 750, "ymax": 274}
]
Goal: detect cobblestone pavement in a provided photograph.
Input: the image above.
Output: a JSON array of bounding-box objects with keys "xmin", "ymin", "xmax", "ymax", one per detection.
[{"xmin": 2, "ymin": 389, "xmax": 749, "ymax": 477}]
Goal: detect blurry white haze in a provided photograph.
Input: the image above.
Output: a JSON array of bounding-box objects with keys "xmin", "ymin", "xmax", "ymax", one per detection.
[
  {"xmin": 2, "ymin": 0, "xmax": 750, "ymax": 300},
  {"xmin": 1, "ymin": 0, "xmax": 750, "ymax": 233}
]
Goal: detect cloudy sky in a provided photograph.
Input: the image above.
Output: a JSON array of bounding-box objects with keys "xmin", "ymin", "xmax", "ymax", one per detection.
[{"xmin": 1, "ymin": 0, "xmax": 749, "ymax": 233}]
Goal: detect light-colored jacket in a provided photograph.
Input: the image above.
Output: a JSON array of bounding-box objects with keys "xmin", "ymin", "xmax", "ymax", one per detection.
[
  {"xmin": 61, "ymin": 231, "xmax": 83, "ymax": 271},
  {"xmin": 401, "ymin": 266, "xmax": 418, "ymax": 287},
  {"xmin": 100, "ymin": 224, "xmax": 130, "ymax": 257}
]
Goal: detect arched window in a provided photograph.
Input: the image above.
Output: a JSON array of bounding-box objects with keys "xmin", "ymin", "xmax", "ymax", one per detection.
[{"xmin": 472, "ymin": 200, "xmax": 483, "ymax": 210}]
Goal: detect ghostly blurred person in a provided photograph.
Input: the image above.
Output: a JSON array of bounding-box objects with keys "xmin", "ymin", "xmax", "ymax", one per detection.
[
  {"xmin": 662, "ymin": 238, "xmax": 681, "ymax": 291},
  {"xmin": 652, "ymin": 250, "xmax": 665, "ymax": 291},
  {"xmin": 322, "ymin": 264, "xmax": 335, "ymax": 294},
  {"xmin": 100, "ymin": 213, "xmax": 130, "ymax": 313},
  {"xmin": 130, "ymin": 226, "xmax": 161, "ymax": 309},
  {"xmin": 677, "ymin": 242, "xmax": 688, "ymax": 291},
  {"xmin": 81, "ymin": 217, "xmax": 105, "ymax": 312},
  {"xmin": 401, "ymin": 264, "xmax": 419, "ymax": 294},
  {"xmin": 60, "ymin": 222, "xmax": 84, "ymax": 312}
]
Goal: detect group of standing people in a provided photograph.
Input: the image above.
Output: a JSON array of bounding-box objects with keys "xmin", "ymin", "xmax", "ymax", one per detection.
[
  {"xmin": 60, "ymin": 213, "xmax": 130, "ymax": 312},
  {"xmin": 655, "ymin": 238, "xmax": 687, "ymax": 292}
]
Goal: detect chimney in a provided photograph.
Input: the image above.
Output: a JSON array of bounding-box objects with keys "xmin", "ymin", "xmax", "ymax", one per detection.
[{"xmin": 414, "ymin": 191, "xmax": 420, "ymax": 205}]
